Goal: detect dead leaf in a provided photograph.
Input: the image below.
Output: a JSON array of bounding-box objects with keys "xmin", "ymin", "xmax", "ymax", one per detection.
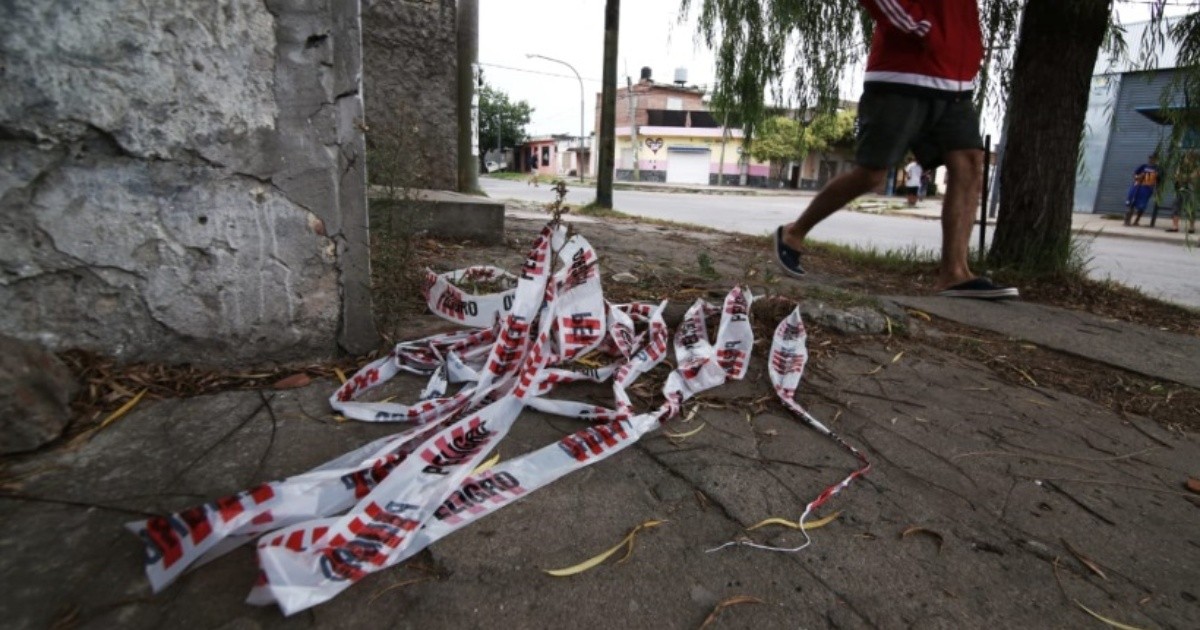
[
  {"xmin": 747, "ymin": 510, "xmax": 841, "ymax": 532},
  {"xmin": 1074, "ymin": 601, "xmax": 1148, "ymax": 630},
  {"xmin": 700, "ymin": 595, "xmax": 765, "ymax": 629},
  {"xmin": 891, "ymin": 351, "xmax": 905, "ymax": 363},
  {"xmin": 900, "ymin": 526, "xmax": 944, "ymax": 551},
  {"xmin": 907, "ymin": 309, "xmax": 932, "ymax": 322},
  {"xmin": 1062, "ymin": 538, "xmax": 1108, "ymax": 580},
  {"xmin": 472, "ymin": 453, "xmax": 501, "ymax": 475},
  {"xmin": 273, "ymin": 373, "xmax": 312, "ymax": 389},
  {"xmin": 665, "ymin": 422, "xmax": 707, "ymax": 440},
  {"xmin": 544, "ymin": 519, "xmax": 667, "ymax": 577},
  {"xmin": 98, "ymin": 388, "xmax": 147, "ymax": 430},
  {"xmin": 1186, "ymin": 478, "xmax": 1200, "ymax": 494}
]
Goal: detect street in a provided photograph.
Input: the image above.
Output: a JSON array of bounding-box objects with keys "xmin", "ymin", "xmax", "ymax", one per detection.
[{"xmin": 481, "ymin": 178, "xmax": 1200, "ymax": 309}]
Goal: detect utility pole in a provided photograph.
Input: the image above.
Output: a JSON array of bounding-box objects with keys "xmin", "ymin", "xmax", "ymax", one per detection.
[
  {"xmin": 596, "ymin": 0, "xmax": 620, "ymax": 207},
  {"xmin": 717, "ymin": 111, "xmax": 729, "ymax": 185},
  {"xmin": 627, "ymin": 76, "xmax": 639, "ymax": 182},
  {"xmin": 456, "ymin": 0, "xmax": 480, "ymax": 193}
]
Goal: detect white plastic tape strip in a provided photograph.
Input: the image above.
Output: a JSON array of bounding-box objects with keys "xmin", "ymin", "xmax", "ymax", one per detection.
[{"xmin": 423, "ymin": 266, "xmax": 518, "ymax": 328}]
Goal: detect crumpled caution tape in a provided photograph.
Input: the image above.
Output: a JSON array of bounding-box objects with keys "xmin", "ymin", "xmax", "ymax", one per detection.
[{"xmin": 127, "ymin": 220, "xmax": 856, "ymax": 615}]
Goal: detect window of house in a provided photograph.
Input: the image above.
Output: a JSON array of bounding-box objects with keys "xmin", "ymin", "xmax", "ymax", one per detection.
[
  {"xmin": 689, "ymin": 111, "xmax": 719, "ymax": 128},
  {"xmin": 541, "ymin": 146, "xmax": 550, "ymax": 166}
]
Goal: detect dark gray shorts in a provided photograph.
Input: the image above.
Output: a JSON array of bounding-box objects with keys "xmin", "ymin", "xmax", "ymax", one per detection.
[{"xmin": 855, "ymin": 89, "xmax": 984, "ymax": 170}]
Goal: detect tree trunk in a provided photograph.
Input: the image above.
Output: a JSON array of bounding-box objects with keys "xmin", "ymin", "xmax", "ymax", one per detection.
[
  {"xmin": 596, "ymin": 0, "xmax": 620, "ymax": 207},
  {"xmin": 988, "ymin": 0, "xmax": 1110, "ymax": 273}
]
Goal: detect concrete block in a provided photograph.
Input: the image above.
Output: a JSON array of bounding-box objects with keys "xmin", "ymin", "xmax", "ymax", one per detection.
[{"xmin": 378, "ymin": 190, "xmax": 505, "ymax": 244}]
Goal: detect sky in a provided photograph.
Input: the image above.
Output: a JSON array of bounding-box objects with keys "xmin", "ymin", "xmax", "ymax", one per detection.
[{"xmin": 479, "ymin": 1, "xmax": 1195, "ymax": 140}]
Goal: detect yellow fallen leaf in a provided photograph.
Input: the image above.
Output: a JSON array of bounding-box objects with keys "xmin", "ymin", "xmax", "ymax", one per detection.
[
  {"xmin": 335, "ymin": 368, "xmax": 348, "ymax": 384},
  {"xmin": 891, "ymin": 351, "xmax": 905, "ymax": 363},
  {"xmin": 1074, "ymin": 601, "xmax": 1147, "ymax": 630},
  {"xmin": 664, "ymin": 422, "xmax": 707, "ymax": 439},
  {"xmin": 544, "ymin": 519, "xmax": 667, "ymax": 577},
  {"xmin": 747, "ymin": 510, "xmax": 841, "ymax": 532},
  {"xmin": 99, "ymin": 389, "xmax": 148, "ymax": 430},
  {"xmin": 472, "ymin": 452, "xmax": 501, "ymax": 475},
  {"xmin": 908, "ymin": 309, "xmax": 932, "ymax": 321},
  {"xmin": 864, "ymin": 365, "xmax": 884, "ymax": 376}
]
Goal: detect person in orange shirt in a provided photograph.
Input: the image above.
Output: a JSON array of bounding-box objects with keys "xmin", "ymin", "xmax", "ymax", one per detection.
[{"xmin": 1124, "ymin": 154, "xmax": 1160, "ymax": 226}]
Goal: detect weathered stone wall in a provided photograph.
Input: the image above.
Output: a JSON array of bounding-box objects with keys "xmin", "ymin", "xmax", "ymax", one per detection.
[
  {"xmin": 0, "ymin": 0, "xmax": 378, "ymax": 366},
  {"xmin": 362, "ymin": 0, "xmax": 458, "ymax": 190}
]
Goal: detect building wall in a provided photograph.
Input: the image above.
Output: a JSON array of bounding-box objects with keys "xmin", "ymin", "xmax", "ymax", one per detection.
[
  {"xmin": 1093, "ymin": 69, "xmax": 1179, "ymax": 215},
  {"xmin": 614, "ymin": 131, "xmax": 773, "ymax": 185},
  {"xmin": 362, "ymin": 0, "xmax": 458, "ymax": 190},
  {"xmin": 0, "ymin": 0, "xmax": 377, "ymax": 366}
]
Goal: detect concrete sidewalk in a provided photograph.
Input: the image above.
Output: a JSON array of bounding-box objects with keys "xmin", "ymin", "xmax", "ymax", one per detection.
[{"xmin": 3, "ymin": 215, "xmax": 1198, "ymax": 629}]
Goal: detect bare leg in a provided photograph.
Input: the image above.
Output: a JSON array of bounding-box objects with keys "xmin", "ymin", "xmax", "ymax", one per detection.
[
  {"xmin": 937, "ymin": 149, "xmax": 984, "ymax": 290},
  {"xmin": 782, "ymin": 166, "xmax": 886, "ymax": 249}
]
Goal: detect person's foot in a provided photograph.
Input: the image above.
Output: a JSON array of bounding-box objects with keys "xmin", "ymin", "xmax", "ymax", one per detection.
[
  {"xmin": 773, "ymin": 226, "xmax": 806, "ymax": 277},
  {"xmin": 1166, "ymin": 228, "xmax": 1179, "ymax": 232},
  {"xmin": 937, "ymin": 277, "xmax": 1020, "ymax": 300}
]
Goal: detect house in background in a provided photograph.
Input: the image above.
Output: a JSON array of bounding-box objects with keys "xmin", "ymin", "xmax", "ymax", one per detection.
[
  {"xmin": 1076, "ymin": 17, "xmax": 1186, "ymax": 215},
  {"xmin": 517, "ymin": 134, "xmax": 592, "ymax": 178},
  {"xmin": 593, "ymin": 67, "xmax": 856, "ymax": 188}
]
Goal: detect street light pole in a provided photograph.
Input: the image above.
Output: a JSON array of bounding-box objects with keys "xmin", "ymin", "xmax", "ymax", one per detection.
[{"xmin": 527, "ymin": 53, "xmax": 585, "ymax": 182}]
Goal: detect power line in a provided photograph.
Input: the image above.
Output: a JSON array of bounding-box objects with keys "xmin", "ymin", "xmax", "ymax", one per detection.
[{"xmin": 479, "ymin": 62, "xmax": 603, "ymax": 83}]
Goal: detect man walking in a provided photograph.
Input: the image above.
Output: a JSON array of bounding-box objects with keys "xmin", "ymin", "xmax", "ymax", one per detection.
[{"xmin": 774, "ymin": 0, "xmax": 1018, "ymax": 299}]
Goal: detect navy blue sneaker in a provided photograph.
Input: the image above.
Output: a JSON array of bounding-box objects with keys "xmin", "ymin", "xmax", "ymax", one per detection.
[
  {"xmin": 937, "ymin": 277, "xmax": 1020, "ymax": 300},
  {"xmin": 774, "ymin": 226, "xmax": 806, "ymax": 277}
]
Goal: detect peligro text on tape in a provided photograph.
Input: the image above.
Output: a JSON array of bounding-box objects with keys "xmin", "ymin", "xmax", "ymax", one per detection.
[{"xmin": 127, "ymin": 219, "xmax": 870, "ymax": 616}]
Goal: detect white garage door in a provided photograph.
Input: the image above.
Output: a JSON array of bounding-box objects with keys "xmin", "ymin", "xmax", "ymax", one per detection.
[{"xmin": 666, "ymin": 148, "xmax": 711, "ymax": 185}]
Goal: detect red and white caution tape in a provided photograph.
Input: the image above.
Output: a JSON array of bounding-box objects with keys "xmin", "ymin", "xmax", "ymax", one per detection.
[
  {"xmin": 708, "ymin": 307, "xmax": 871, "ymax": 554},
  {"xmin": 127, "ymin": 220, "xmax": 868, "ymax": 615}
]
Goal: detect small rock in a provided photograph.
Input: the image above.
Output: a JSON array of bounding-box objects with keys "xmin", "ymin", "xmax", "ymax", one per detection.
[
  {"xmin": 800, "ymin": 302, "xmax": 888, "ymax": 335},
  {"xmin": 0, "ymin": 335, "xmax": 80, "ymax": 454},
  {"xmin": 611, "ymin": 272, "xmax": 639, "ymax": 284}
]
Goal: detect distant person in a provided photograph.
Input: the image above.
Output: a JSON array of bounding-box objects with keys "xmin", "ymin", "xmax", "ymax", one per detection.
[
  {"xmin": 920, "ymin": 168, "xmax": 935, "ymax": 199},
  {"xmin": 1124, "ymin": 153, "xmax": 1160, "ymax": 226},
  {"xmin": 1167, "ymin": 151, "xmax": 1197, "ymax": 234},
  {"xmin": 903, "ymin": 156, "xmax": 923, "ymax": 206},
  {"xmin": 773, "ymin": 0, "xmax": 1018, "ymax": 299}
]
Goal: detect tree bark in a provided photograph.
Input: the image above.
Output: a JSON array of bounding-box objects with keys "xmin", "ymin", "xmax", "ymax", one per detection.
[
  {"xmin": 988, "ymin": 0, "xmax": 1110, "ymax": 273},
  {"xmin": 596, "ymin": 0, "xmax": 620, "ymax": 207}
]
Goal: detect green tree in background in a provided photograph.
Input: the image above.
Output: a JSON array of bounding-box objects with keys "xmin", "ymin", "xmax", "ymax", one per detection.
[
  {"xmin": 750, "ymin": 110, "xmax": 856, "ymax": 181},
  {"xmin": 478, "ymin": 82, "xmax": 533, "ymax": 165}
]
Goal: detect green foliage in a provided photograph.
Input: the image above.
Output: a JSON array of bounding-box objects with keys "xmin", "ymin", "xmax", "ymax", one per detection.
[
  {"xmin": 682, "ymin": 0, "xmax": 866, "ymax": 140},
  {"xmin": 697, "ymin": 251, "xmax": 719, "ymax": 278},
  {"xmin": 749, "ymin": 110, "xmax": 856, "ymax": 164},
  {"xmin": 478, "ymin": 82, "xmax": 533, "ymax": 155}
]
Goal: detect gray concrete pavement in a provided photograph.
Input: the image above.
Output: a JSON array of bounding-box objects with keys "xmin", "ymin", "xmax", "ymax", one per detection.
[{"xmin": 3, "ymin": 215, "xmax": 1199, "ymax": 629}]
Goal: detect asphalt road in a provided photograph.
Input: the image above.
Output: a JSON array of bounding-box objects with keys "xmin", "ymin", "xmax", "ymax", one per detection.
[{"xmin": 481, "ymin": 178, "xmax": 1200, "ymax": 309}]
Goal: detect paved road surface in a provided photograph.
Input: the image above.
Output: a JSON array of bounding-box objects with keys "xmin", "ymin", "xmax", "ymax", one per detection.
[{"xmin": 481, "ymin": 178, "xmax": 1200, "ymax": 309}]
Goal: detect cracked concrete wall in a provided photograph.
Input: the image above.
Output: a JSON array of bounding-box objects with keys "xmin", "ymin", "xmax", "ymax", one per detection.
[
  {"xmin": 362, "ymin": 0, "xmax": 458, "ymax": 190},
  {"xmin": 0, "ymin": 0, "xmax": 378, "ymax": 366}
]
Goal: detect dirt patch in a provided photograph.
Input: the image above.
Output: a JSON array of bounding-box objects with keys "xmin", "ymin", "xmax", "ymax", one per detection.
[{"xmin": 44, "ymin": 213, "xmax": 1199, "ymax": 437}]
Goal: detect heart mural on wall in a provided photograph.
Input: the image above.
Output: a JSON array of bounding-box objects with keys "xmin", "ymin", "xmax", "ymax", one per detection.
[{"xmin": 645, "ymin": 138, "xmax": 664, "ymax": 154}]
